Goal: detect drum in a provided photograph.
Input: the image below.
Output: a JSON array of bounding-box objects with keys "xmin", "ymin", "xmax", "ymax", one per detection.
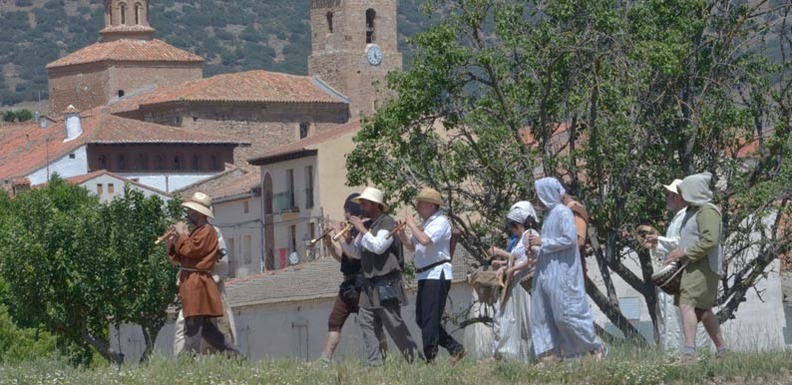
[{"xmin": 651, "ymin": 260, "xmax": 688, "ymax": 295}]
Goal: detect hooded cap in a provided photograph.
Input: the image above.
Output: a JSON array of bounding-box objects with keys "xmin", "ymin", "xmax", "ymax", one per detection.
[
  {"xmin": 678, "ymin": 172, "xmax": 713, "ymax": 206},
  {"xmin": 507, "ymin": 201, "xmax": 538, "ymax": 224},
  {"xmin": 343, "ymin": 193, "xmax": 362, "ymax": 217},
  {"xmin": 535, "ymin": 177, "xmax": 565, "ymax": 209}
]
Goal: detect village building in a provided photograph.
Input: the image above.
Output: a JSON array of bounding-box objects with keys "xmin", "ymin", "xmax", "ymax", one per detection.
[{"xmin": 61, "ymin": 169, "xmax": 172, "ymax": 204}]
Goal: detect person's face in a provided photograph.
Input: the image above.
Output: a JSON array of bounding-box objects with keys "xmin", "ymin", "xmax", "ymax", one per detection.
[
  {"xmin": 508, "ymin": 221, "xmax": 524, "ymax": 236},
  {"xmin": 359, "ymin": 199, "xmax": 378, "ymax": 218},
  {"xmin": 185, "ymin": 208, "xmax": 202, "ymax": 225},
  {"xmin": 665, "ymin": 191, "xmax": 686, "ymax": 211},
  {"xmin": 416, "ymin": 201, "xmax": 437, "ymax": 219},
  {"xmin": 344, "ymin": 208, "xmax": 352, "ymax": 221}
]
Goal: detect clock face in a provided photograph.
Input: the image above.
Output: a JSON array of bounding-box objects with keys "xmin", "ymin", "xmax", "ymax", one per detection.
[{"xmin": 366, "ymin": 44, "xmax": 383, "ymax": 66}]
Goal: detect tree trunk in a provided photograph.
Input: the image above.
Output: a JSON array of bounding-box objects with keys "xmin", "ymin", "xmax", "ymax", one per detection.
[{"xmin": 82, "ymin": 328, "xmax": 124, "ymax": 365}]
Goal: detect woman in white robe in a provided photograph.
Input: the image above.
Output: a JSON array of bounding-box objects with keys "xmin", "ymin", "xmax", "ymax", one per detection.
[
  {"xmin": 530, "ymin": 178, "xmax": 606, "ymax": 360},
  {"xmin": 489, "ymin": 201, "xmax": 539, "ymax": 362}
]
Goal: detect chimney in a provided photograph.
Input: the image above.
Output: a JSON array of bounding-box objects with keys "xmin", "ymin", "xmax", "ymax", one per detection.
[{"xmin": 63, "ymin": 105, "xmax": 82, "ymax": 142}]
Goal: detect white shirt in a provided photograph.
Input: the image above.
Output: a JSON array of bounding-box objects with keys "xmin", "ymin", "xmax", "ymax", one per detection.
[
  {"xmin": 512, "ymin": 229, "xmax": 540, "ymax": 265},
  {"xmin": 650, "ymin": 207, "xmax": 687, "ymax": 268},
  {"xmin": 340, "ymin": 215, "xmax": 394, "ymax": 259},
  {"xmin": 413, "ymin": 211, "xmax": 453, "ymax": 281}
]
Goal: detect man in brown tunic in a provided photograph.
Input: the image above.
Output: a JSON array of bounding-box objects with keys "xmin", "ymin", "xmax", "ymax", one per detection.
[{"xmin": 167, "ymin": 192, "xmax": 241, "ymax": 357}]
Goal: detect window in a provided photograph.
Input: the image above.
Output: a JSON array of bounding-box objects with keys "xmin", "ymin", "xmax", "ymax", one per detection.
[
  {"xmin": 120, "ymin": 4, "xmax": 126, "ymax": 24},
  {"xmin": 98, "ymin": 155, "xmax": 107, "ymax": 169},
  {"xmin": 210, "ymin": 155, "xmax": 219, "ymax": 170},
  {"xmin": 243, "ymin": 235, "xmax": 252, "ymax": 264},
  {"xmin": 618, "ymin": 297, "xmax": 642, "ymax": 321},
  {"xmin": 134, "ymin": 3, "xmax": 141, "ymax": 24},
  {"xmin": 299, "ymin": 122, "xmax": 310, "ymax": 139},
  {"xmin": 289, "ymin": 225, "xmax": 297, "ymax": 253},
  {"xmin": 243, "ymin": 200, "xmax": 250, "ymax": 214},
  {"xmin": 68, "ymin": 153, "xmax": 76, "ymax": 159},
  {"xmin": 227, "ymin": 238, "xmax": 236, "ymax": 261},
  {"xmin": 108, "ymin": 183, "xmax": 115, "ymax": 194},
  {"xmin": 192, "ymin": 155, "xmax": 201, "ymax": 170},
  {"xmin": 305, "ymin": 165, "xmax": 314, "ymax": 209},
  {"xmin": 173, "ymin": 156, "xmax": 182, "ymax": 171},
  {"xmin": 139, "ymin": 154, "xmax": 148, "ymax": 170},
  {"xmin": 155, "ymin": 155, "xmax": 164, "ymax": 170},
  {"xmin": 117, "ymin": 154, "xmax": 126, "ymax": 170},
  {"xmin": 326, "ymin": 12, "xmax": 333, "ymax": 33},
  {"xmin": 287, "ymin": 169, "xmax": 295, "ymax": 209},
  {"xmin": 118, "ymin": 90, "xmax": 125, "ymax": 98},
  {"xmin": 97, "ymin": 184, "xmax": 103, "ymax": 194},
  {"xmin": 310, "ymin": 223, "xmax": 316, "ymax": 241},
  {"xmin": 366, "ymin": 9, "xmax": 376, "ymax": 43}
]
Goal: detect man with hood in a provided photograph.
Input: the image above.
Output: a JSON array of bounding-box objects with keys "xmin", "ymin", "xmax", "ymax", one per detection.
[
  {"xmin": 665, "ymin": 172, "xmax": 728, "ymax": 362},
  {"xmin": 529, "ymin": 177, "xmax": 606, "ymax": 362}
]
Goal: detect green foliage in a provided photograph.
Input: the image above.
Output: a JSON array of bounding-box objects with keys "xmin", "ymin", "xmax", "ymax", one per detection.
[
  {"xmin": 347, "ymin": 0, "xmax": 792, "ymax": 342},
  {"xmin": 2, "ymin": 109, "xmax": 33, "ymax": 122},
  {"xmin": 0, "ymin": 305, "xmax": 57, "ymax": 363},
  {"xmin": 2, "ymin": 348, "xmax": 792, "ymax": 384},
  {"xmin": 0, "ymin": 176, "xmax": 181, "ymax": 365}
]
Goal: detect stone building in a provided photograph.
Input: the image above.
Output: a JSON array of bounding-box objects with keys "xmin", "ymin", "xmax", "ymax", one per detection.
[{"xmin": 308, "ymin": 0, "xmax": 403, "ymax": 117}]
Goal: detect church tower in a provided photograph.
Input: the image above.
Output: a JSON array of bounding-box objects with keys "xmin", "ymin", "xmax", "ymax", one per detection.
[
  {"xmin": 100, "ymin": 0, "xmax": 155, "ymax": 41},
  {"xmin": 308, "ymin": 0, "xmax": 402, "ymax": 117}
]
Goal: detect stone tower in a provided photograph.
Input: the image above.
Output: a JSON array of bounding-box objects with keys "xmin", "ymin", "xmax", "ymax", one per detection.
[
  {"xmin": 46, "ymin": 0, "xmax": 203, "ymax": 113},
  {"xmin": 308, "ymin": 0, "xmax": 402, "ymax": 117},
  {"xmin": 100, "ymin": 0, "xmax": 155, "ymax": 41}
]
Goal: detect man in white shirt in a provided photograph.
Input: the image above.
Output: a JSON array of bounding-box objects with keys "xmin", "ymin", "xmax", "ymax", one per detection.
[
  {"xmin": 396, "ymin": 187, "xmax": 465, "ymax": 362},
  {"xmin": 341, "ymin": 187, "xmax": 418, "ymax": 366}
]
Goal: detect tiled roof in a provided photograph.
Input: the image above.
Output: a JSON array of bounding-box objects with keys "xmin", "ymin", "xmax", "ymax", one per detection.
[
  {"xmin": 44, "ymin": 169, "xmax": 171, "ymax": 197},
  {"xmin": 225, "ymin": 248, "xmax": 476, "ymax": 308},
  {"xmin": 248, "ymin": 120, "xmax": 361, "ymax": 165},
  {"xmin": 175, "ymin": 166, "xmax": 260, "ymax": 202},
  {"xmin": 0, "ymin": 111, "xmax": 245, "ymax": 180},
  {"xmin": 108, "ymin": 70, "xmax": 348, "ymax": 111},
  {"xmin": 46, "ymin": 39, "xmax": 203, "ymax": 69}
]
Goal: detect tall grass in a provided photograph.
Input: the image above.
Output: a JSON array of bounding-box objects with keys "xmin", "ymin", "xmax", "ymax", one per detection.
[{"xmin": 1, "ymin": 345, "xmax": 791, "ymax": 385}]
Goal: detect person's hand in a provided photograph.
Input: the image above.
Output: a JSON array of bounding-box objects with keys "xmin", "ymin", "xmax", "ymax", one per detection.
[
  {"xmin": 665, "ymin": 249, "xmax": 686, "ymax": 265},
  {"xmin": 406, "ymin": 215, "xmax": 417, "ymax": 228},
  {"xmin": 526, "ymin": 255, "xmax": 537, "ymax": 270},
  {"xmin": 349, "ymin": 216, "xmax": 368, "ymax": 233},
  {"xmin": 495, "ymin": 266, "xmax": 507, "ymax": 282},
  {"xmin": 173, "ymin": 221, "xmax": 189, "ymax": 236},
  {"xmin": 491, "ymin": 259, "xmax": 506, "ymax": 267},
  {"xmin": 528, "ymin": 234, "xmax": 542, "ymax": 246}
]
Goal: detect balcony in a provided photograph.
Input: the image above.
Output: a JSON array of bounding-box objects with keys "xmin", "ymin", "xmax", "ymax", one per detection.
[{"xmin": 274, "ymin": 191, "xmax": 298, "ymax": 213}]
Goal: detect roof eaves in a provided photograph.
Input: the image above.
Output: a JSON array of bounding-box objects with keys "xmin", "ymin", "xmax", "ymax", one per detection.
[{"xmin": 248, "ymin": 148, "xmax": 318, "ymax": 166}]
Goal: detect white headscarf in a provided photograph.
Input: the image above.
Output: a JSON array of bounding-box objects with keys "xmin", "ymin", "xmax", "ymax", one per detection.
[
  {"xmin": 535, "ymin": 177, "xmax": 565, "ymax": 210},
  {"xmin": 678, "ymin": 172, "xmax": 713, "ymax": 207},
  {"xmin": 507, "ymin": 200, "xmax": 538, "ymax": 224}
]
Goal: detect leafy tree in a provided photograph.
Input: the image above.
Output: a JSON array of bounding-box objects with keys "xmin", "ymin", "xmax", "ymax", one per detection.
[
  {"xmin": 14, "ymin": 109, "xmax": 33, "ymax": 122},
  {"xmin": 346, "ymin": 0, "xmax": 792, "ymax": 344},
  {"xmin": 2, "ymin": 110, "xmax": 15, "ymax": 122},
  {"xmin": 0, "ymin": 177, "xmax": 181, "ymax": 364}
]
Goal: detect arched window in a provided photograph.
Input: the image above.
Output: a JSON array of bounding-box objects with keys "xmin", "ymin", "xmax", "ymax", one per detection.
[
  {"xmin": 109, "ymin": 7, "xmax": 114, "ymax": 26},
  {"xmin": 134, "ymin": 3, "xmax": 142, "ymax": 24},
  {"xmin": 326, "ymin": 12, "xmax": 334, "ymax": 33},
  {"xmin": 120, "ymin": 4, "xmax": 126, "ymax": 25},
  {"xmin": 366, "ymin": 9, "xmax": 376, "ymax": 43}
]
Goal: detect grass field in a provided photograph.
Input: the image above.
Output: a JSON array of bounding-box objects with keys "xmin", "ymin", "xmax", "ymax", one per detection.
[{"xmin": 2, "ymin": 346, "xmax": 792, "ymax": 385}]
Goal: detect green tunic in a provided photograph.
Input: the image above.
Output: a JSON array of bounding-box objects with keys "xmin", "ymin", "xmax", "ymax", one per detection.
[{"xmin": 677, "ymin": 205, "xmax": 721, "ymax": 308}]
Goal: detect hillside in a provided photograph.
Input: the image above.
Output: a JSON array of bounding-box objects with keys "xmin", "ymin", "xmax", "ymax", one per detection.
[{"xmin": 0, "ymin": 0, "xmax": 432, "ymax": 107}]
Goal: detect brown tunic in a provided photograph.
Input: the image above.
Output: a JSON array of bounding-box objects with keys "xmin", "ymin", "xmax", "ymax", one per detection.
[
  {"xmin": 169, "ymin": 224, "xmax": 223, "ymax": 318},
  {"xmin": 567, "ymin": 200, "xmax": 589, "ymax": 272}
]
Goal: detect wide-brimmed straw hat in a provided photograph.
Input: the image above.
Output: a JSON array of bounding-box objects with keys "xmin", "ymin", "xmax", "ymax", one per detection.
[
  {"xmin": 415, "ymin": 187, "xmax": 444, "ymax": 206},
  {"xmin": 663, "ymin": 179, "xmax": 683, "ymax": 195},
  {"xmin": 352, "ymin": 187, "xmax": 389, "ymax": 212},
  {"xmin": 181, "ymin": 192, "xmax": 214, "ymax": 219}
]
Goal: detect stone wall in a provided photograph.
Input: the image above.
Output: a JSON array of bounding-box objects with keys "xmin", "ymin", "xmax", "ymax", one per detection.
[
  {"xmin": 142, "ymin": 103, "xmax": 349, "ymax": 164},
  {"xmin": 107, "ymin": 64, "xmax": 202, "ymax": 102},
  {"xmin": 48, "ymin": 64, "xmax": 110, "ymax": 113}
]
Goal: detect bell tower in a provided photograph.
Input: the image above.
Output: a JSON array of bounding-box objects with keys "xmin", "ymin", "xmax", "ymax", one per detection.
[
  {"xmin": 308, "ymin": 0, "xmax": 402, "ymax": 117},
  {"xmin": 100, "ymin": 0, "xmax": 155, "ymax": 41}
]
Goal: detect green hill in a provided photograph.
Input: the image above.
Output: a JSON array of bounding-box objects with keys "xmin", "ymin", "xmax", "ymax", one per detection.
[{"xmin": 0, "ymin": 0, "xmax": 432, "ymax": 106}]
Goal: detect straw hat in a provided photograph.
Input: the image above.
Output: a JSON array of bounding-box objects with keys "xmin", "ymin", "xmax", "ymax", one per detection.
[
  {"xmin": 181, "ymin": 192, "xmax": 214, "ymax": 219},
  {"xmin": 352, "ymin": 187, "xmax": 389, "ymax": 212},
  {"xmin": 415, "ymin": 187, "xmax": 444, "ymax": 206},
  {"xmin": 663, "ymin": 179, "xmax": 683, "ymax": 194}
]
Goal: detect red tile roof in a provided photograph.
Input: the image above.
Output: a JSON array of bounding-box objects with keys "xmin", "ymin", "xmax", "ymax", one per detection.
[
  {"xmin": 175, "ymin": 166, "xmax": 261, "ymax": 202},
  {"xmin": 248, "ymin": 121, "xmax": 361, "ymax": 165},
  {"xmin": 108, "ymin": 70, "xmax": 348, "ymax": 111},
  {"xmin": 0, "ymin": 110, "xmax": 245, "ymax": 180},
  {"xmin": 46, "ymin": 39, "xmax": 203, "ymax": 69}
]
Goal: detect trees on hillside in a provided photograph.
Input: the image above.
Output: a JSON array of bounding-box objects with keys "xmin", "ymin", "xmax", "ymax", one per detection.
[
  {"xmin": 346, "ymin": 0, "xmax": 792, "ymax": 343},
  {"xmin": 0, "ymin": 177, "xmax": 181, "ymax": 364}
]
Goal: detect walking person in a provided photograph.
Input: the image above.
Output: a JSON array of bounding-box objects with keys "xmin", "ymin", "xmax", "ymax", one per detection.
[
  {"xmin": 340, "ymin": 187, "xmax": 419, "ymax": 366},
  {"xmin": 396, "ymin": 187, "xmax": 465, "ymax": 363},
  {"xmin": 664, "ymin": 172, "xmax": 728, "ymax": 363},
  {"xmin": 530, "ymin": 177, "xmax": 606, "ymax": 362}
]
